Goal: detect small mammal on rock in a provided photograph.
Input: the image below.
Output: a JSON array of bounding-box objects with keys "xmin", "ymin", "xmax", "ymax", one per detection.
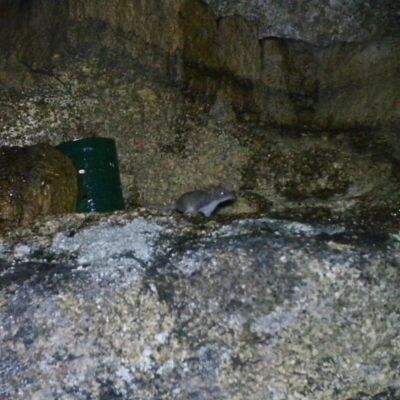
[{"xmin": 138, "ymin": 186, "xmax": 235, "ymax": 217}]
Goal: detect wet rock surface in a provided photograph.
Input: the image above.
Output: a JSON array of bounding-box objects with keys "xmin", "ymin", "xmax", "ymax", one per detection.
[
  {"xmin": 0, "ymin": 213, "xmax": 400, "ymax": 399},
  {"xmin": 0, "ymin": 144, "xmax": 77, "ymax": 231}
]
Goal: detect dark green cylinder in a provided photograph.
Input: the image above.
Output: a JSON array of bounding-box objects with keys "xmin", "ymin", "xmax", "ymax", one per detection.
[{"xmin": 56, "ymin": 137, "xmax": 125, "ymax": 212}]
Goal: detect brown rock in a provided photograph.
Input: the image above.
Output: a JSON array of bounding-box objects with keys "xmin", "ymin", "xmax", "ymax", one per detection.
[
  {"xmin": 217, "ymin": 15, "xmax": 261, "ymax": 82},
  {"xmin": 0, "ymin": 144, "xmax": 77, "ymax": 230},
  {"xmin": 179, "ymin": 0, "xmax": 220, "ymax": 71},
  {"xmin": 315, "ymin": 39, "xmax": 400, "ymax": 129},
  {"xmin": 260, "ymin": 38, "xmax": 318, "ymax": 126}
]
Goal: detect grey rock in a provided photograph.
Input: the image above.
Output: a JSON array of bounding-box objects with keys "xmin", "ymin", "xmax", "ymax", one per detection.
[
  {"xmin": 0, "ymin": 214, "xmax": 399, "ymax": 399},
  {"xmin": 204, "ymin": 0, "xmax": 400, "ymax": 44}
]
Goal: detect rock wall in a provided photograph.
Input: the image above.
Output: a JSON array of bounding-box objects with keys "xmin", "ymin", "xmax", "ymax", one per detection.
[{"xmin": 1, "ymin": 0, "xmax": 399, "ymax": 129}]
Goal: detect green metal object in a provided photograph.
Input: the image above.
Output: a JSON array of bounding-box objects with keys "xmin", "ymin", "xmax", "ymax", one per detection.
[{"xmin": 56, "ymin": 137, "xmax": 125, "ymax": 212}]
